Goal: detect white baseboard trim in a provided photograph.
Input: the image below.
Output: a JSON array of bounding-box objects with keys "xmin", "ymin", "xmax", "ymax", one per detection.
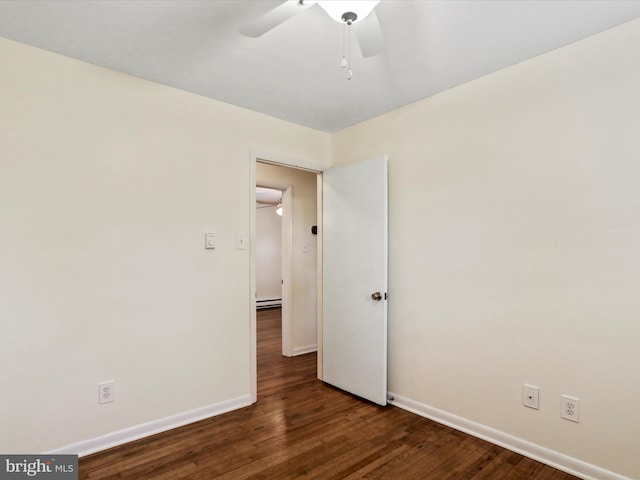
[
  {"xmin": 387, "ymin": 392, "xmax": 630, "ymax": 480},
  {"xmin": 47, "ymin": 394, "xmax": 253, "ymax": 457},
  {"xmin": 256, "ymin": 299, "xmax": 282, "ymax": 309},
  {"xmin": 293, "ymin": 344, "xmax": 317, "ymax": 356}
]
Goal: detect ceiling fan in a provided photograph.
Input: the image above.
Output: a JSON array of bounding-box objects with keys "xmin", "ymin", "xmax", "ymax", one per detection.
[
  {"xmin": 239, "ymin": 0, "xmax": 384, "ymax": 58},
  {"xmin": 256, "ymin": 187, "xmax": 284, "ymax": 215}
]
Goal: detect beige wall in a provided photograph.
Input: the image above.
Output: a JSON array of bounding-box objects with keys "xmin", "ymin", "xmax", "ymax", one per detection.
[
  {"xmin": 332, "ymin": 19, "xmax": 640, "ymax": 478},
  {"xmin": 0, "ymin": 36, "xmax": 330, "ymax": 453},
  {"xmin": 256, "ymin": 163, "xmax": 318, "ymax": 353}
]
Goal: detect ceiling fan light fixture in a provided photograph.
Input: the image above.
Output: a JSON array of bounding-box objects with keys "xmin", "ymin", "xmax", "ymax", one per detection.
[{"xmin": 317, "ymin": 1, "xmax": 380, "ymax": 25}]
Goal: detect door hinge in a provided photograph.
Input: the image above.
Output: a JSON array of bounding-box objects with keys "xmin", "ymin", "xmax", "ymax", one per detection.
[{"xmin": 384, "ymin": 292, "xmax": 388, "ymax": 300}]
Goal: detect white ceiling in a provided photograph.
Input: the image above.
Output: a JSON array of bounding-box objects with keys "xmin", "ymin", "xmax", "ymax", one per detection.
[{"xmin": 1, "ymin": 1, "xmax": 639, "ymax": 132}]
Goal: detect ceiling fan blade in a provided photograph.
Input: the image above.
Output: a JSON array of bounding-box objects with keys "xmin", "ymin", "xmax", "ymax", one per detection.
[
  {"xmin": 354, "ymin": 9, "xmax": 385, "ymax": 57},
  {"xmin": 239, "ymin": 0, "xmax": 312, "ymax": 38}
]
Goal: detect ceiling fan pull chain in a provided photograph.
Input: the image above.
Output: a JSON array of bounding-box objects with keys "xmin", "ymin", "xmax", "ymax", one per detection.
[
  {"xmin": 346, "ymin": 20, "xmax": 353, "ymax": 80},
  {"xmin": 338, "ymin": 12, "xmax": 353, "ymax": 79},
  {"xmin": 340, "ymin": 21, "xmax": 348, "ymax": 68}
]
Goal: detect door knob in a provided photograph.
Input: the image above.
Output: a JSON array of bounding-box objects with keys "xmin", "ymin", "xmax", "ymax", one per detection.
[{"xmin": 371, "ymin": 291, "xmax": 382, "ymax": 301}]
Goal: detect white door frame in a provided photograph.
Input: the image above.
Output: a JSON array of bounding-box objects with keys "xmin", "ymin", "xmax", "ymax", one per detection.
[
  {"xmin": 249, "ymin": 150, "xmax": 325, "ymax": 403},
  {"xmin": 280, "ymin": 186, "xmax": 293, "ymax": 357}
]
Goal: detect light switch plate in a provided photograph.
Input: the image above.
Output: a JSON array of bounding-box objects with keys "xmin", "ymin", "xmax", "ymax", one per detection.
[
  {"xmin": 205, "ymin": 233, "xmax": 216, "ymax": 249},
  {"xmin": 236, "ymin": 232, "xmax": 248, "ymax": 250}
]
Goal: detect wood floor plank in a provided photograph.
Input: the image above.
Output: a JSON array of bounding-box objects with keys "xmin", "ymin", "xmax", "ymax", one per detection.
[{"xmin": 80, "ymin": 308, "xmax": 580, "ymax": 479}]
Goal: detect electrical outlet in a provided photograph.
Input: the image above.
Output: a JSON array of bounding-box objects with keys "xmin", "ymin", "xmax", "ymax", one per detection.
[
  {"xmin": 98, "ymin": 381, "xmax": 115, "ymax": 404},
  {"xmin": 523, "ymin": 384, "xmax": 539, "ymax": 409},
  {"xmin": 561, "ymin": 395, "xmax": 579, "ymax": 422}
]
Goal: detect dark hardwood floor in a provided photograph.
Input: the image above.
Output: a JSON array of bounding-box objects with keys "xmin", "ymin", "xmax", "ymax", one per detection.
[{"xmin": 80, "ymin": 308, "xmax": 579, "ymax": 479}]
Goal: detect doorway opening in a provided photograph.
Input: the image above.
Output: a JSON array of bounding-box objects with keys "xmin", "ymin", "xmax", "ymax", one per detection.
[
  {"xmin": 251, "ymin": 153, "xmax": 388, "ymax": 407},
  {"xmin": 255, "ymin": 186, "xmax": 283, "ymax": 311},
  {"xmin": 250, "ymin": 154, "xmax": 323, "ymax": 403}
]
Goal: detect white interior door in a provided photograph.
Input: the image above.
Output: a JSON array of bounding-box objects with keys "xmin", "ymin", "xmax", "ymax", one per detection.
[{"xmin": 322, "ymin": 156, "xmax": 388, "ymax": 406}]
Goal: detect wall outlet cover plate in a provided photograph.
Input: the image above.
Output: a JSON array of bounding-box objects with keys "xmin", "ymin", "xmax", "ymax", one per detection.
[{"xmin": 523, "ymin": 384, "xmax": 539, "ymax": 409}]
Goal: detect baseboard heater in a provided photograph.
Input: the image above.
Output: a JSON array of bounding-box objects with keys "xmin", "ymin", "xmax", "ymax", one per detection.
[{"xmin": 256, "ymin": 298, "xmax": 282, "ymax": 309}]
